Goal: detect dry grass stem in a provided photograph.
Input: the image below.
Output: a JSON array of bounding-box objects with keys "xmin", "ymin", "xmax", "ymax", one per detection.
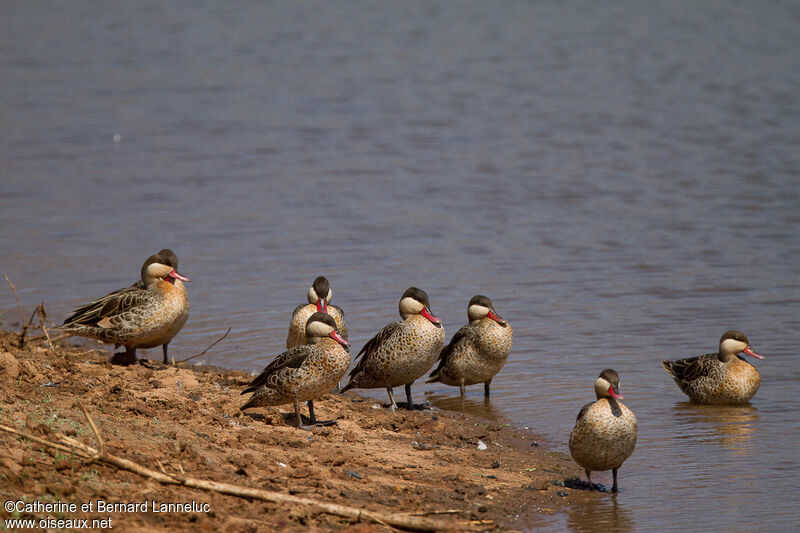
[
  {"xmin": 36, "ymin": 303, "xmax": 56, "ymax": 353},
  {"xmin": 3, "ymin": 274, "xmax": 29, "ymax": 347}
]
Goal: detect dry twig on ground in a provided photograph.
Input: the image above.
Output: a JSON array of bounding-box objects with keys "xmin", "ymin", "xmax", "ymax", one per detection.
[
  {"xmin": 175, "ymin": 327, "xmax": 232, "ymax": 365},
  {"xmin": 35, "ymin": 303, "xmax": 57, "ymax": 353}
]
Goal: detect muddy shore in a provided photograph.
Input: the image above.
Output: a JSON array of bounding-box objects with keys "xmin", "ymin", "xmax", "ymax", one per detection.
[{"xmin": 0, "ymin": 329, "xmax": 597, "ymax": 531}]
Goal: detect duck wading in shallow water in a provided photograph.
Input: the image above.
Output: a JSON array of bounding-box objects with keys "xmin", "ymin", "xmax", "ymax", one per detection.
[
  {"xmin": 60, "ymin": 249, "xmax": 190, "ymax": 365},
  {"xmin": 341, "ymin": 287, "xmax": 444, "ymax": 411},
  {"xmin": 569, "ymin": 369, "xmax": 637, "ymax": 492},
  {"xmin": 661, "ymin": 330, "xmax": 765, "ymax": 405},
  {"xmin": 240, "ymin": 313, "xmax": 350, "ymax": 430},
  {"xmin": 427, "ymin": 295, "xmax": 512, "ymax": 399},
  {"xmin": 286, "ymin": 276, "xmax": 347, "ymax": 349}
]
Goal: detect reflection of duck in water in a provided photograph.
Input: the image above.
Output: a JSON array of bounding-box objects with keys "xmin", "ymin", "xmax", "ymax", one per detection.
[
  {"xmin": 567, "ymin": 490, "xmax": 636, "ymax": 533},
  {"xmin": 424, "ymin": 391, "xmax": 506, "ymax": 421},
  {"xmin": 672, "ymin": 402, "xmax": 759, "ymax": 454},
  {"xmin": 662, "ymin": 330, "xmax": 765, "ymax": 405},
  {"xmin": 569, "ymin": 369, "xmax": 637, "ymax": 492},
  {"xmin": 567, "ymin": 492, "xmax": 636, "ymax": 533}
]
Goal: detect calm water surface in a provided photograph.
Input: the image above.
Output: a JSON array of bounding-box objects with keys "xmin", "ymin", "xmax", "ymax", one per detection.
[{"xmin": 1, "ymin": 2, "xmax": 799, "ymax": 531}]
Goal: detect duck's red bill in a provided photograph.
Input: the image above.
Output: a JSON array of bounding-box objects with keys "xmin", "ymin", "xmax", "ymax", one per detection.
[
  {"xmin": 330, "ymin": 330, "xmax": 349, "ymax": 346},
  {"xmin": 487, "ymin": 310, "xmax": 507, "ymax": 325},
  {"xmin": 421, "ymin": 307, "xmax": 441, "ymax": 324},
  {"xmin": 743, "ymin": 346, "xmax": 765, "ymax": 359},
  {"xmin": 169, "ymin": 270, "xmax": 191, "ymax": 282}
]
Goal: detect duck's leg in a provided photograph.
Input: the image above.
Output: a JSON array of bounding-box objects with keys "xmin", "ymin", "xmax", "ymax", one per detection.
[
  {"xmin": 162, "ymin": 343, "xmax": 169, "ymax": 364},
  {"xmin": 611, "ymin": 468, "xmax": 619, "ymax": 493},
  {"xmin": 585, "ymin": 469, "xmax": 592, "ymax": 488},
  {"xmin": 290, "ymin": 402, "xmax": 313, "ymax": 431},
  {"xmin": 386, "ymin": 387, "xmax": 397, "ymax": 411},
  {"xmin": 459, "ymin": 382, "xmax": 466, "ymax": 399},
  {"xmin": 484, "ymin": 379, "xmax": 492, "ymax": 398},
  {"xmin": 294, "ymin": 402, "xmax": 303, "ymax": 427},
  {"xmin": 404, "ymin": 383, "xmax": 414, "ymax": 410},
  {"xmin": 112, "ymin": 346, "xmax": 137, "ymax": 366},
  {"xmin": 307, "ymin": 400, "xmax": 336, "ymax": 426}
]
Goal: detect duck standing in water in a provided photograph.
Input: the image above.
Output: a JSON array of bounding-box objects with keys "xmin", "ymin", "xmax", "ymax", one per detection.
[
  {"xmin": 427, "ymin": 295, "xmax": 512, "ymax": 399},
  {"xmin": 341, "ymin": 287, "xmax": 444, "ymax": 410},
  {"xmin": 241, "ymin": 312, "xmax": 350, "ymax": 429},
  {"xmin": 286, "ymin": 276, "xmax": 347, "ymax": 349},
  {"xmin": 60, "ymin": 249, "xmax": 190, "ymax": 365},
  {"xmin": 569, "ymin": 369, "xmax": 637, "ymax": 492},
  {"xmin": 662, "ymin": 330, "xmax": 765, "ymax": 404}
]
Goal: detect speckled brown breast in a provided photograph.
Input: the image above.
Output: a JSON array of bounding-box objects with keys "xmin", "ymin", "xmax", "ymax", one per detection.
[
  {"xmin": 684, "ymin": 357, "xmax": 760, "ymax": 405},
  {"xmin": 287, "ymin": 304, "xmax": 347, "ymax": 349},
  {"xmin": 569, "ymin": 398, "xmax": 637, "ymax": 472},
  {"xmin": 73, "ymin": 280, "xmax": 189, "ymax": 349},
  {"xmin": 246, "ymin": 339, "xmax": 351, "ymax": 407},
  {"xmin": 349, "ymin": 315, "xmax": 445, "ymax": 389},
  {"xmin": 436, "ymin": 319, "xmax": 513, "ymax": 386}
]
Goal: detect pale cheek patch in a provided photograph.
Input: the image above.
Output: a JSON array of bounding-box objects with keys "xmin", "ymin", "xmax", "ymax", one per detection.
[
  {"xmin": 399, "ymin": 297, "xmax": 423, "ymax": 316},
  {"xmin": 306, "ymin": 321, "xmax": 333, "ymax": 338},
  {"xmin": 468, "ymin": 304, "xmax": 490, "ymax": 321},
  {"xmin": 720, "ymin": 338, "xmax": 745, "ymax": 354},
  {"xmin": 146, "ymin": 263, "xmax": 171, "ymax": 279},
  {"xmin": 307, "ymin": 286, "xmax": 318, "ymax": 304},
  {"xmin": 594, "ymin": 377, "xmax": 611, "ymax": 398}
]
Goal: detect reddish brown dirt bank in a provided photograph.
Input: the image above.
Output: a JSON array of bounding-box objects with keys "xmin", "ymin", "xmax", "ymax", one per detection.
[{"xmin": 0, "ymin": 331, "xmax": 598, "ymax": 531}]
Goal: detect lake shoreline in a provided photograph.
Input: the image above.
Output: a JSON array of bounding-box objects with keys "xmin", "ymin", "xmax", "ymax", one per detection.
[{"xmin": 0, "ymin": 329, "xmax": 601, "ymax": 531}]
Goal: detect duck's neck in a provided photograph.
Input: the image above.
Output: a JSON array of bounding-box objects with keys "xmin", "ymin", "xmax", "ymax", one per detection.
[{"xmin": 717, "ymin": 350, "xmax": 736, "ymax": 363}]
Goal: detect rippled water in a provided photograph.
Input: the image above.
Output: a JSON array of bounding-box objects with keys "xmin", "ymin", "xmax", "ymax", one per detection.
[{"xmin": 2, "ymin": 2, "xmax": 799, "ymax": 531}]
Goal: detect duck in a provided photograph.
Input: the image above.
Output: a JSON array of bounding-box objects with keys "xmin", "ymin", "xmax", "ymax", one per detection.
[
  {"xmin": 286, "ymin": 276, "xmax": 347, "ymax": 349},
  {"xmin": 240, "ymin": 312, "xmax": 350, "ymax": 429},
  {"xmin": 60, "ymin": 249, "xmax": 190, "ymax": 365},
  {"xmin": 341, "ymin": 287, "xmax": 444, "ymax": 410},
  {"xmin": 661, "ymin": 330, "xmax": 765, "ymax": 404},
  {"xmin": 427, "ymin": 295, "xmax": 512, "ymax": 398},
  {"xmin": 569, "ymin": 369, "xmax": 637, "ymax": 492}
]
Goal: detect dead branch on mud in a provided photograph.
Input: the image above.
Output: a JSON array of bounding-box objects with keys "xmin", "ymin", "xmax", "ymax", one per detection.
[
  {"xmin": 35, "ymin": 303, "xmax": 56, "ymax": 353},
  {"xmin": 2, "ymin": 276, "xmax": 61, "ymax": 351},
  {"xmin": 175, "ymin": 327, "xmax": 231, "ymax": 365},
  {"xmin": 0, "ymin": 404, "xmax": 473, "ymax": 532}
]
